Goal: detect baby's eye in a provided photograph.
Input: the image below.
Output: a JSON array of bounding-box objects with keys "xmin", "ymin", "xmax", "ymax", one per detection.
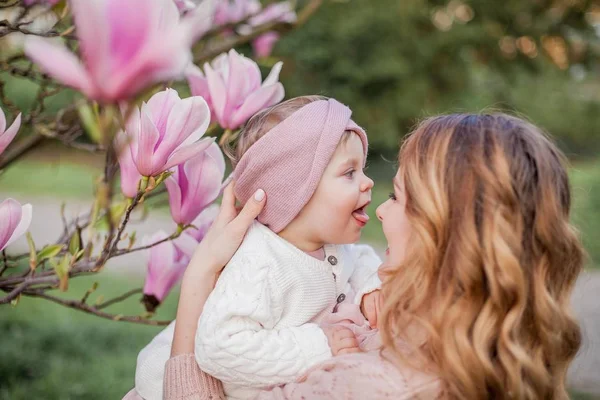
[
  {"xmin": 388, "ymin": 192, "xmax": 397, "ymax": 201},
  {"xmin": 344, "ymin": 170, "xmax": 355, "ymax": 178}
]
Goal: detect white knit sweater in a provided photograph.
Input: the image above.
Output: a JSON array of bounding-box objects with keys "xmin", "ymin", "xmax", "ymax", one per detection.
[{"xmin": 134, "ymin": 222, "xmax": 381, "ymax": 400}]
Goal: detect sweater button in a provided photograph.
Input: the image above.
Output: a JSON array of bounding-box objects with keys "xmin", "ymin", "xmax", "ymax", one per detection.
[{"xmin": 327, "ymin": 255, "xmax": 338, "ymax": 265}]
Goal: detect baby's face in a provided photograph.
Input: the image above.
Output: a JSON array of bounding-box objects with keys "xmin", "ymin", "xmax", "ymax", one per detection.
[{"xmin": 294, "ymin": 133, "xmax": 373, "ymax": 244}]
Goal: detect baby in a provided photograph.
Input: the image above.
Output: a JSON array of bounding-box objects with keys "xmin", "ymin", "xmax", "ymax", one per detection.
[{"xmin": 134, "ymin": 96, "xmax": 382, "ymax": 400}]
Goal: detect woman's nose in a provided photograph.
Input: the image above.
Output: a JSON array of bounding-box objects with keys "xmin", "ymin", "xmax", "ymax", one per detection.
[{"xmin": 376, "ymin": 203, "xmax": 384, "ymax": 221}]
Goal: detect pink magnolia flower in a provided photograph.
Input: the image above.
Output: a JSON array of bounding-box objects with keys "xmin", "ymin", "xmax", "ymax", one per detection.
[
  {"xmin": 114, "ymin": 132, "xmax": 143, "ymax": 198},
  {"xmin": 252, "ymin": 31, "xmax": 280, "ymax": 58},
  {"xmin": 185, "ymin": 204, "xmax": 219, "ymax": 242},
  {"xmin": 214, "ymin": 0, "xmax": 261, "ymax": 26},
  {"xmin": 0, "ymin": 108, "xmax": 21, "ymax": 156},
  {"xmin": 186, "ymin": 49, "xmax": 284, "ymax": 130},
  {"xmin": 142, "ymin": 231, "xmax": 190, "ymax": 308},
  {"xmin": 24, "ymin": 0, "xmax": 215, "ymax": 103},
  {"xmin": 120, "ymin": 88, "xmax": 213, "ymax": 177},
  {"xmin": 249, "ymin": 2, "xmax": 297, "ymax": 58},
  {"xmin": 165, "ymin": 142, "xmax": 225, "ymax": 226},
  {"xmin": 169, "ymin": 204, "xmax": 219, "ymax": 260},
  {"xmin": 0, "ymin": 198, "xmax": 32, "ymax": 252}
]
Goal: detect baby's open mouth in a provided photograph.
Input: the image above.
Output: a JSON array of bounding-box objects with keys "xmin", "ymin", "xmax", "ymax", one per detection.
[{"xmin": 352, "ymin": 202, "xmax": 370, "ymax": 225}]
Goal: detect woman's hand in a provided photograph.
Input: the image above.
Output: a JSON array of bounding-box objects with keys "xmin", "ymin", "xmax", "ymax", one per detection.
[
  {"xmin": 170, "ymin": 182, "xmax": 265, "ymax": 357},
  {"xmin": 186, "ymin": 183, "xmax": 266, "ymax": 282}
]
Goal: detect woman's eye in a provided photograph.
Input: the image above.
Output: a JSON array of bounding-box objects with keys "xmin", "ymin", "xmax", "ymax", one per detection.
[{"xmin": 388, "ymin": 192, "xmax": 397, "ymax": 201}]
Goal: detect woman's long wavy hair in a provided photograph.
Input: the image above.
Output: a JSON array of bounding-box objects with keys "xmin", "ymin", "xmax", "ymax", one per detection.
[{"xmin": 379, "ymin": 114, "xmax": 584, "ymax": 399}]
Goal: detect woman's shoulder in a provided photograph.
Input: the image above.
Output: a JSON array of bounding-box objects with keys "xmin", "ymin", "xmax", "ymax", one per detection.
[{"xmin": 298, "ymin": 350, "xmax": 442, "ymax": 399}]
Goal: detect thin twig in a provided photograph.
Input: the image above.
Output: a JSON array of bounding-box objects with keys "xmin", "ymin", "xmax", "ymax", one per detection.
[
  {"xmin": 96, "ymin": 288, "xmax": 143, "ymax": 310},
  {"xmin": 0, "ymin": 280, "xmax": 30, "ymax": 304},
  {"xmin": 0, "ymin": 19, "xmax": 61, "ymax": 39},
  {"xmin": 23, "ymin": 289, "xmax": 171, "ymax": 326},
  {"xmin": 0, "ymin": 250, "xmax": 8, "ymax": 276},
  {"xmin": 96, "ymin": 191, "xmax": 143, "ymax": 268},
  {"xmin": 113, "ymin": 231, "xmax": 181, "ymax": 257}
]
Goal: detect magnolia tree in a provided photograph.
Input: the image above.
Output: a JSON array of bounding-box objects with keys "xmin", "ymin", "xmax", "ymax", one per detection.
[{"xmin": 0, "ymin": 0, "xmax": 321, "ymax": 325}]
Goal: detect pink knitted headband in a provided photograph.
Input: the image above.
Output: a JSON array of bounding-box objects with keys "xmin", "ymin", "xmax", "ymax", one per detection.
[{"xmin": 233, "ymin": 98, "xmax": 368, "ymax": 233}]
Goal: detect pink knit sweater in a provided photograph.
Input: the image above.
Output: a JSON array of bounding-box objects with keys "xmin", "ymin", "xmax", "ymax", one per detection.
[{"xmin": 161, "ymin": 350, "xmax": 442, "ymax": 400}]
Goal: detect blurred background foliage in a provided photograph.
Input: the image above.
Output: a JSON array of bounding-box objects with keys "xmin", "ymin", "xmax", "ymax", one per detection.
[
  {"xmin": 274, "ymin": 0, "xmax": 600, "ymax": 157},
  {"xmin": 1, "ymin": 1, "xmax": 600, "ymax": 398}
]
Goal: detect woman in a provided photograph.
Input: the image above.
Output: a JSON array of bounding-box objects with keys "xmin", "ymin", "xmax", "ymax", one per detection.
[{"xmin": 164, "ymin": 113, "xmax": 584, "ymax": 399}]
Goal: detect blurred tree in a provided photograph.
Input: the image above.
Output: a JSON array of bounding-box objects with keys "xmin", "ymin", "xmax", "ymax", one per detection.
[{"xmin": 276, "ymin": 0, "xmax": 600, "ymax": 155}]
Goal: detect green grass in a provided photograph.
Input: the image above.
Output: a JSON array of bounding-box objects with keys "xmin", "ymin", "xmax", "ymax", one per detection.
[
  {"xmin": 0, "ymin": 273, "xmax": 180, "ymax": 400},
  {"xmin": 1, "ymin": 272, "xmax": 597, "ymax": 399},
  {"xmin": 1, "ymin": 158, "xmax": 98, "ymax": 199},
  {"xmin": 570, "ymin": 159, "xmax": 600, "ymax": 268}
]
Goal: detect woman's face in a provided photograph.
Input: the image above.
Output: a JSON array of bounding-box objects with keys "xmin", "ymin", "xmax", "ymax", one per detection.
[{"xmin": 376, "ymin": 170, "xmax": 412, "ymax": 277}]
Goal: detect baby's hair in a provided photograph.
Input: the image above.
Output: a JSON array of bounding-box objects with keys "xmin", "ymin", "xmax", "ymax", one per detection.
[{"xmin": 224, "ymin": 95, "xmax": 353, "ymax": 168}]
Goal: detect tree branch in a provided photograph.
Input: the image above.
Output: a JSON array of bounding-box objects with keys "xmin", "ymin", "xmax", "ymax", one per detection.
[
  {"xmin": 23, "ymin": 289, "xmax": 171, "ymax": 326},
  {"xmin": 96, "ymin": 287, "xmax": 143, "ymax": 310},
  {"xmin": 195, "ymin": 0, "xmax": 323, "ymax": 64},
  {"xmin": 0, "ymin": 131, "xmax": 45, "ymax": 169}
]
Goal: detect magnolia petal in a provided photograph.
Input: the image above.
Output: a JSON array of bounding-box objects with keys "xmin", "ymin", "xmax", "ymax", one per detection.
[
  {"xmin": 24, "ymin": 36, "xmax": 93, "ymax": 97},
  {"xmin": 186, "ymin": 204, "xmax": 219, "ymax": 242},
  {"xmin": 179, "ymin": 144, "xmax": 225, "ymax": 223},
  {"xmin": 0, "ymin": 113, "xmax": 21, "ymax": 155},
  {"xmin": 224, "ymin": 49, "xmax": 252, "ymax": 120},
  {"xmin": 146, "ymin": 89, "xmax": 181, "ymax": 137},
  {"xmin": 105, "ymin": 0, "xmax": 155, "ymax": 74},
  {"xmin": 115, "ymin": 131, "xmax": 142, "ymax": 198},
  {"xmin": 156, "ymin": 0, "xmax": 181, "ymax": 31},
  {"xmin": 0, "ymin": 199, "xmax": 22, "ymax": 251},
  {"xmin": 155, "ymin": 259, "xmax": 187, "ymax": 301},
  {"xmin": 253, "ymin": 32, "xmax": 280, "ymax": 58},
  {"xmin": 162, "ymin": 137, "xmax": 215, "ymax": 172},
  {"xmin": 262, "ymin": 61, "xmax": 283, "ymax": 87},
  {"xmin": 186, "ymin": 64, "xmax": 210, "ymax": 98},
  {"xmin": 173, "ymin": 230, "xmax": 198, "ymax": 258},
  {"xmin": 204, "ymin": 61, "xmax": 228, "ymax": 125},
  {"xmin": 230, "ymin": 82, "xmax": 284, "ymax": 129},
  {"xmin": 165, "ymin": 174, "xmax": 184, "ymax": 225},
  {"xmin": 105, "ymin": 37, "xmax": 190, "ymax": 101},
  {"xmin": 144, "ymin": 231, "xmax": 177, "ymax": 300},
  {"xmin": 0, "ymin": 107, "xmax": 6, "ymax": 133},
  {"xmin": 4, "ymin": 203, "xmax": 32, "ymax": 250},
  {"xmin": 123, "ymin": 107, "xmax": 141, "ymax": 152},
  {"xmin": 179, "ymin": 0, "xmax": 217, "ymax": 43},
  {"xmin": 164, "ymin": 95, "xmax": 211, "ymax": 150},
  {"xmin": 242, "ymin": 54, "xmax": 263, "ymax": 91},
  {"xmin": 135, "ymin": 108, "xmax": 161, "ymax": 176},
  {"xmin": 69, "ymin": 0, "xmax": 109, "ymax": 80}
]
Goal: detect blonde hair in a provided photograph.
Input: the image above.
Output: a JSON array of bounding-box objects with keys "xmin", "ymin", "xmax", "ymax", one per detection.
[
  {"xmin": 224, "ymin": 95, "xmax": 353, "ymax": 168},
  {"xmin": 379, "ymin": 114, "xmax": 584, "ymax": 399}
]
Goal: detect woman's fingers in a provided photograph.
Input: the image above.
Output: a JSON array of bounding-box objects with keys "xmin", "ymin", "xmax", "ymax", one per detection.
[
  {"xmin": 229, "ymin": 189, "xmax": 266, "ymax": 235},
  {"xmin": 217, "ymin": 181, "xmax": 238, "ymax": 224}
]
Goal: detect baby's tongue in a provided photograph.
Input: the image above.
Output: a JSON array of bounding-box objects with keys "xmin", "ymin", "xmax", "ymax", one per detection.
[{"xmin": 352, "ymin": 208, "xmax": 369, "ymax": 223}]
